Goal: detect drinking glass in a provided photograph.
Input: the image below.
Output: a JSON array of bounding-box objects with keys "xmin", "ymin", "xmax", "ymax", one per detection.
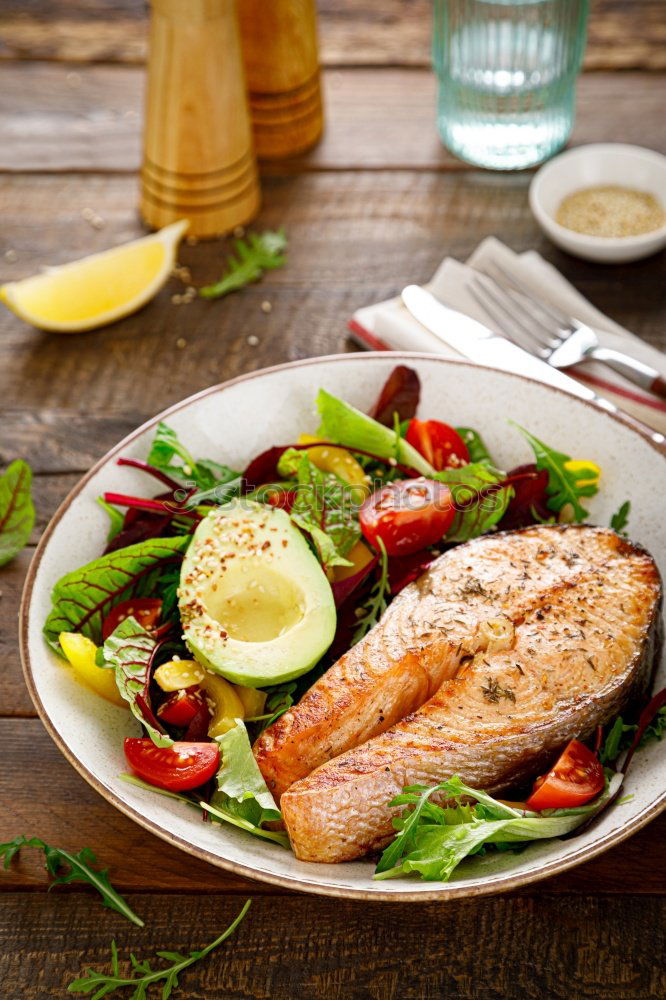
[{"xmin": 433, "ymin": 0, "xmax": 589, "ymax": 170}]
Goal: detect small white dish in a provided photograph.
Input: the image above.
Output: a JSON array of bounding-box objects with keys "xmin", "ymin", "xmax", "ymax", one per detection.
[
  {"xmin": 529, "ymin": 143, "xmax": 666, "ymax": 263},
  {"xmin": 19, "ymin": 354, "xmax": 666, "ymax": 901}
]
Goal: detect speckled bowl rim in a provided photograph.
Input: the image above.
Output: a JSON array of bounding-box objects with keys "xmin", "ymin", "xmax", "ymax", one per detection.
[{"xmin": 19, "ymin": 353, "xmax": 666, "ymax": 902}]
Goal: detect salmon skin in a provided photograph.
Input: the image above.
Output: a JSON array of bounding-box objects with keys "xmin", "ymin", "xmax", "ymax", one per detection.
[{"xmin": 254, "ymin": 525, "xmax": 662, "ymax": 864}]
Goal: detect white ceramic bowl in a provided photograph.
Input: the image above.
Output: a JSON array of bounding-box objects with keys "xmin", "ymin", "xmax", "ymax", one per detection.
[
  {"xmin": 20, "ymin": 354, "xmax": 666, "ymax": 901},
  {"xmin": 529, "ymin": 143, "xmax": 666, "ymax": 263}
]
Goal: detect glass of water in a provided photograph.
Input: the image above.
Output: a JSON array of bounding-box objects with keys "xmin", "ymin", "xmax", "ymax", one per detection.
[{"xmin": 433, "ymin": 0, "xmax": 589, "ymax": 170}]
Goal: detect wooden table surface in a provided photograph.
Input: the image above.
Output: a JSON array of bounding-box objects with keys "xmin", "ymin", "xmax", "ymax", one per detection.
[{"xmin": 1, "ymin": 2, "xmax": 665, "ymax": 997}]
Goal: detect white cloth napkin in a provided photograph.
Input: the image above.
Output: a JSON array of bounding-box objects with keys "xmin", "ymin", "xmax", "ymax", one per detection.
[{"xmin": 350, "ymin": 237, "xmax": 666, "ymax": 436}]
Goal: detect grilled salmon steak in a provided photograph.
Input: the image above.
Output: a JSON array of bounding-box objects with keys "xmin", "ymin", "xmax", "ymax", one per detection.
[{"xmin": 254, "ymin": 525, "xmax": 662, "ymax": 863}]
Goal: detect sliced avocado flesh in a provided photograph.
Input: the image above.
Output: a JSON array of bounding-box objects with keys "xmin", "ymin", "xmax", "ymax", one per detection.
[{"xmin": 179, "ymin": 499, "xmax": 336, "ymax": 687}]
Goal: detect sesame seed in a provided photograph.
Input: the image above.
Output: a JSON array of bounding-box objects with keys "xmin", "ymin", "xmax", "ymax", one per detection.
[
  {"xmin": 176, "ymin": 337, "xmax": 187, "ymax": 349},
  {"xmin": 247, "ymin": 335, "xmax": 259, "ymax": 347},
  {"xmin": 3, "ymin": 249, "xmax": 17, "ymax": 263},
  {"xmin": 261, "ymin": 300, "xmax": 272, "ymax": 314}
]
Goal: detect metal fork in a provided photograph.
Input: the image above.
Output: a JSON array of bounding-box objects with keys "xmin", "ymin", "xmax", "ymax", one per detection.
[{"xmin": 467, "ymin": 264, "xmax": 666, "ymax": 401}]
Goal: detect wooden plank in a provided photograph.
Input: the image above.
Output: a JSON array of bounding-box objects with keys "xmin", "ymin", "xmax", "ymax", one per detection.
[
  {"xmin": 0, "ymin": 720, "xmax": 665, "ymax": 896},
  {"xmin": 1, "ymin": 171, "xmax": 664, "ymax": 421},
  {"xmin": 2, "ymin": 64, "xmax": 666, "ymax": 173},
  {"xmin": 0, "ymin": 0, "xmax": 663, "ymax": 70},
  {"xmin": 1, "ymin": 889, "xmax": 665, "ymax": 998}
]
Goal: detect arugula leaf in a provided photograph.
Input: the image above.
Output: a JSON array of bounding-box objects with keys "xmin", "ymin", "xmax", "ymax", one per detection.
[
  {"xmin": 43, "ymin": 535, "xmax": 189, "ymax": 654},
  {"xmin": 610, "ymin": 500, "xmax": 631, "ymax": 535},
  {"xmin": 278, "ymin": 450, "xmax": 360, "ymax": 569},
  {"xmin": 0, "ymin": 835, "xmax": 143, "ymax": 927},
  {"xmin": 68, "ymin": 900, "xmax": 251, "ymax": 997},
  {"xmin": 249, "ymin": 681, "xmax": 296, "ymax": 730},
  {"xmin": 352, "ymin": 539, "xmax": 389, "ymax": 643},
  {"xmin": 435, "ymin": 462, "xmax": 512, "ymax": 542},
  {"xmin": 199, "ymin": 228, "xmax": 287, "ymax": 299},
  {"xmin": 600, "ymin": 704, "xmax": 666, "ymax": 763},
  {"xmin": 455, "ymin": 428, "xmax": 494, "ymax": 465},
  {"xmin": 374, "ymin": 774, "xmax": 618, "ymax": 882},
  {"xmin": 316, "ymin": 388, "xmax": 435, "ymax": 477},
  {"xmin": 102, "ymin": 617, "xmax": 173, "ymax": 748},
  {"xmin": 511, "ymin": 423, "xmax": 598, "ymax": 521},
  {"xmin": 146, "ymin": 422, "xmax": 241, "ymax": 497},
  {"xmin": 0, "ymin": 459, "xmax": 35, "ymax": 566}
]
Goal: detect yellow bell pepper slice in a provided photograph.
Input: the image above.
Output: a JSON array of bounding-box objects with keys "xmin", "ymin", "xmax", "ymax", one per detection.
[
  {"xmin": 297, "ymin": 434, "xmax": 369, "ymax": 498},
  {"xmin": 59, "ymin": 632, "xmax": 126, "ymax": 708},
  {"xmin": 564, "ymin": 459, "xmax": 601, "ymax": 489},
  {"xmin": 332, "ymin": 540, "xmax": 375, "ymax": 583},
  {"xmin": 153, "ymin": 659, "xmax": 206, "ymax": 692},
  {"xmin": 200, "ymin": 674, "xmax": 245, "ymax": 738},
  {"xmin": 234, "ymin": 685, "xmax": 267, "ymax": 718}
]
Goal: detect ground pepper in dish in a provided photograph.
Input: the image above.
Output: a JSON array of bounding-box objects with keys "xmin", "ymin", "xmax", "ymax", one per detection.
[{"xmin": 556, "ymin": 186, "xmax": 664, "ymax": 238}]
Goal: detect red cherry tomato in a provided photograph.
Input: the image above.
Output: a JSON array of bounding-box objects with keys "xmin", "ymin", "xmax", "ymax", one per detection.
[
  {"xmin": 405, "ymin": 419, "xmax": 469, "ymax": 471},
  {"xmin": 123, "ymin": 738, "xmax": 219, "ymax": 792},
  {"xmin": 359, "ymin": 478, "xmax": 455, "ymax": 556},
  {"xmin": 157, "ymin": 687, "xmax": 205, "ymax": 727},
  {"xmin": 102, "ymin": 598, "xmax": 162, "ymax": 640},
  {"xmin": 526, "ymin": 740, "xmax": 605, "ymax": 810}
]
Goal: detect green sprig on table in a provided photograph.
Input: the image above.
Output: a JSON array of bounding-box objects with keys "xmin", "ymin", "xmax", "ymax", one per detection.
[
  {"xmin": 199, "ymin": 229, "xmax": 287, "ymax": 299},
  {"xmin": 0, "ymin": 834, "xmax": 144, "ymax": 927},
  {"xmin": 68, "ymin": 900, "xmax": 251, "ymax": 999}
]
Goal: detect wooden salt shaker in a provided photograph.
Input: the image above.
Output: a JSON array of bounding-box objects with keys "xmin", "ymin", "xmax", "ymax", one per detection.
[
  {"xmin": 140, "ymin": 0, "xmax": 260, "ymax": 238},
  {"xmin": 237, "ymin": 0, "xmax": 323, "ymax": 159}
]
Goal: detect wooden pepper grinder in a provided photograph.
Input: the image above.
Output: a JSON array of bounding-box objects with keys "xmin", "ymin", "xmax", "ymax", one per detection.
[
  {"xmin": 237, "ymin": 0, "xmax": 324, "ymax": 159},
  {"xmin": 140, "ymin": 0, "xmax": 260, "ymax": 238}
]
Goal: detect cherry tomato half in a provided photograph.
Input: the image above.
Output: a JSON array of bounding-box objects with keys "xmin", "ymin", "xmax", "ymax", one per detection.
[
  {"xmin": 359, "ymin": 478, "xmax": 455, "ymax": 556},
  {"xmin": 157, "ymin": 687, "xmax": 205, "ymax": 728},
  {"xmin": 102, "ymin": 598, "xmax": 162, "ymax": 641},
  {"xmin": 526, "ymin": 739, "xmax": 605, "ymax": 810},
  {"xmin": 405, "ymin": 419, "xmax": 469, "ymax": 471},
  {"xmin": 123, "ymin": 738, "xmax": 219, "ymax": 792}
]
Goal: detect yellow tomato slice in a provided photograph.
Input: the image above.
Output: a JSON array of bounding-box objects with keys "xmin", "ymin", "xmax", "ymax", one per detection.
[
  {"xmin": 200, "ymin": 674, "xmax": 245, "ymax": 738},
  {"xmin": 234, "ymin": 685, "xmax": 267, "ymax": 718},
  {"xmin": 332, "ymin": 540, "xmax": 375, "ymax": 582},
  {"xmin": 297, "ymin": 434, "xmax": 369, "ymax": 497},
  {"xmin": 59, "ymin": 632, "xmax": 126, "ymax": 708},
  {"xmin": 153, "ymin": 659, "xmax": 206, "ymax": 692}
]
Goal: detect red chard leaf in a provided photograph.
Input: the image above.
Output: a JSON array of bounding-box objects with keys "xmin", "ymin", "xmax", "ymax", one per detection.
[{"xmin": 371, "ymin": 365, "xmax": 421, "ymax": 427}]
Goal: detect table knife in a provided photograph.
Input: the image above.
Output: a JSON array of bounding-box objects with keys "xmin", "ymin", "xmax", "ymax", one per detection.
[
  {"xmin": 401, "ymin": 284, "xmax": 607, "ymax": 402},
  {"xmin": 401, "ymin": 285, "xmax": 665, "ymax": 447}
]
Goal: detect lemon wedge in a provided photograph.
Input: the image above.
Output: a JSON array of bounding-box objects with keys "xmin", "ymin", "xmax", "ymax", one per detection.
[{"xmin": 0, "ymin": 219, "xmax": 188, "ymax": 333}]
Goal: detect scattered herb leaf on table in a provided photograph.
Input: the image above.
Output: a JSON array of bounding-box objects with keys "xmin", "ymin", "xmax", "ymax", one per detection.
[
  {"xmin": 0, "ymin": 835, "xmax": 144, "ymax": 927},
  {"xmin": 68, "ymin": 899, "xmax": 251, "ymax": 998},
  {"xmin": 199, "ymin": 229, "xmax": 287, "ymax": 300}
]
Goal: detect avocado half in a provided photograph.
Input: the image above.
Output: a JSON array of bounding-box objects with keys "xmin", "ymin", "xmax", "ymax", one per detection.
[{"xmin": 179, "ymin": 500, "xmax": 336, "ymax": 687}]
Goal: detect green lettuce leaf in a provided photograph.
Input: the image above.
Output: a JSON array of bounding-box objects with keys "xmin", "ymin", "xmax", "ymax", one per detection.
[
  {"xmin": 43, "ymin": 534, "xmax": 189, "ymax": 654},
  {"xmin": 278, "ymin": 449, "xmax": 360, "ymax": 568},
  {"xmin": 435, "ymin": 462, "xmax": 512, "ymax": 542},
  {"xmin": 102, "ymin": 617, "xmax": 173, "ymax": 747},
  {"xmin": 316, "ymin": 388, "xmax": 435, "ymax": 477},
  {"xmin": 199, "ymin": 721, "xmax": 289, "ymax": 847},
  {"xmin": 511, "ymin": 422, "xmax": 599, "ymax": 521},
  {"xmin": 0, "ymin": 459, "xmax": 35, "ymax": 566},
  {"xmin": 375, "ymin": 773, "xmax": 620, "ymax": 882}
]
